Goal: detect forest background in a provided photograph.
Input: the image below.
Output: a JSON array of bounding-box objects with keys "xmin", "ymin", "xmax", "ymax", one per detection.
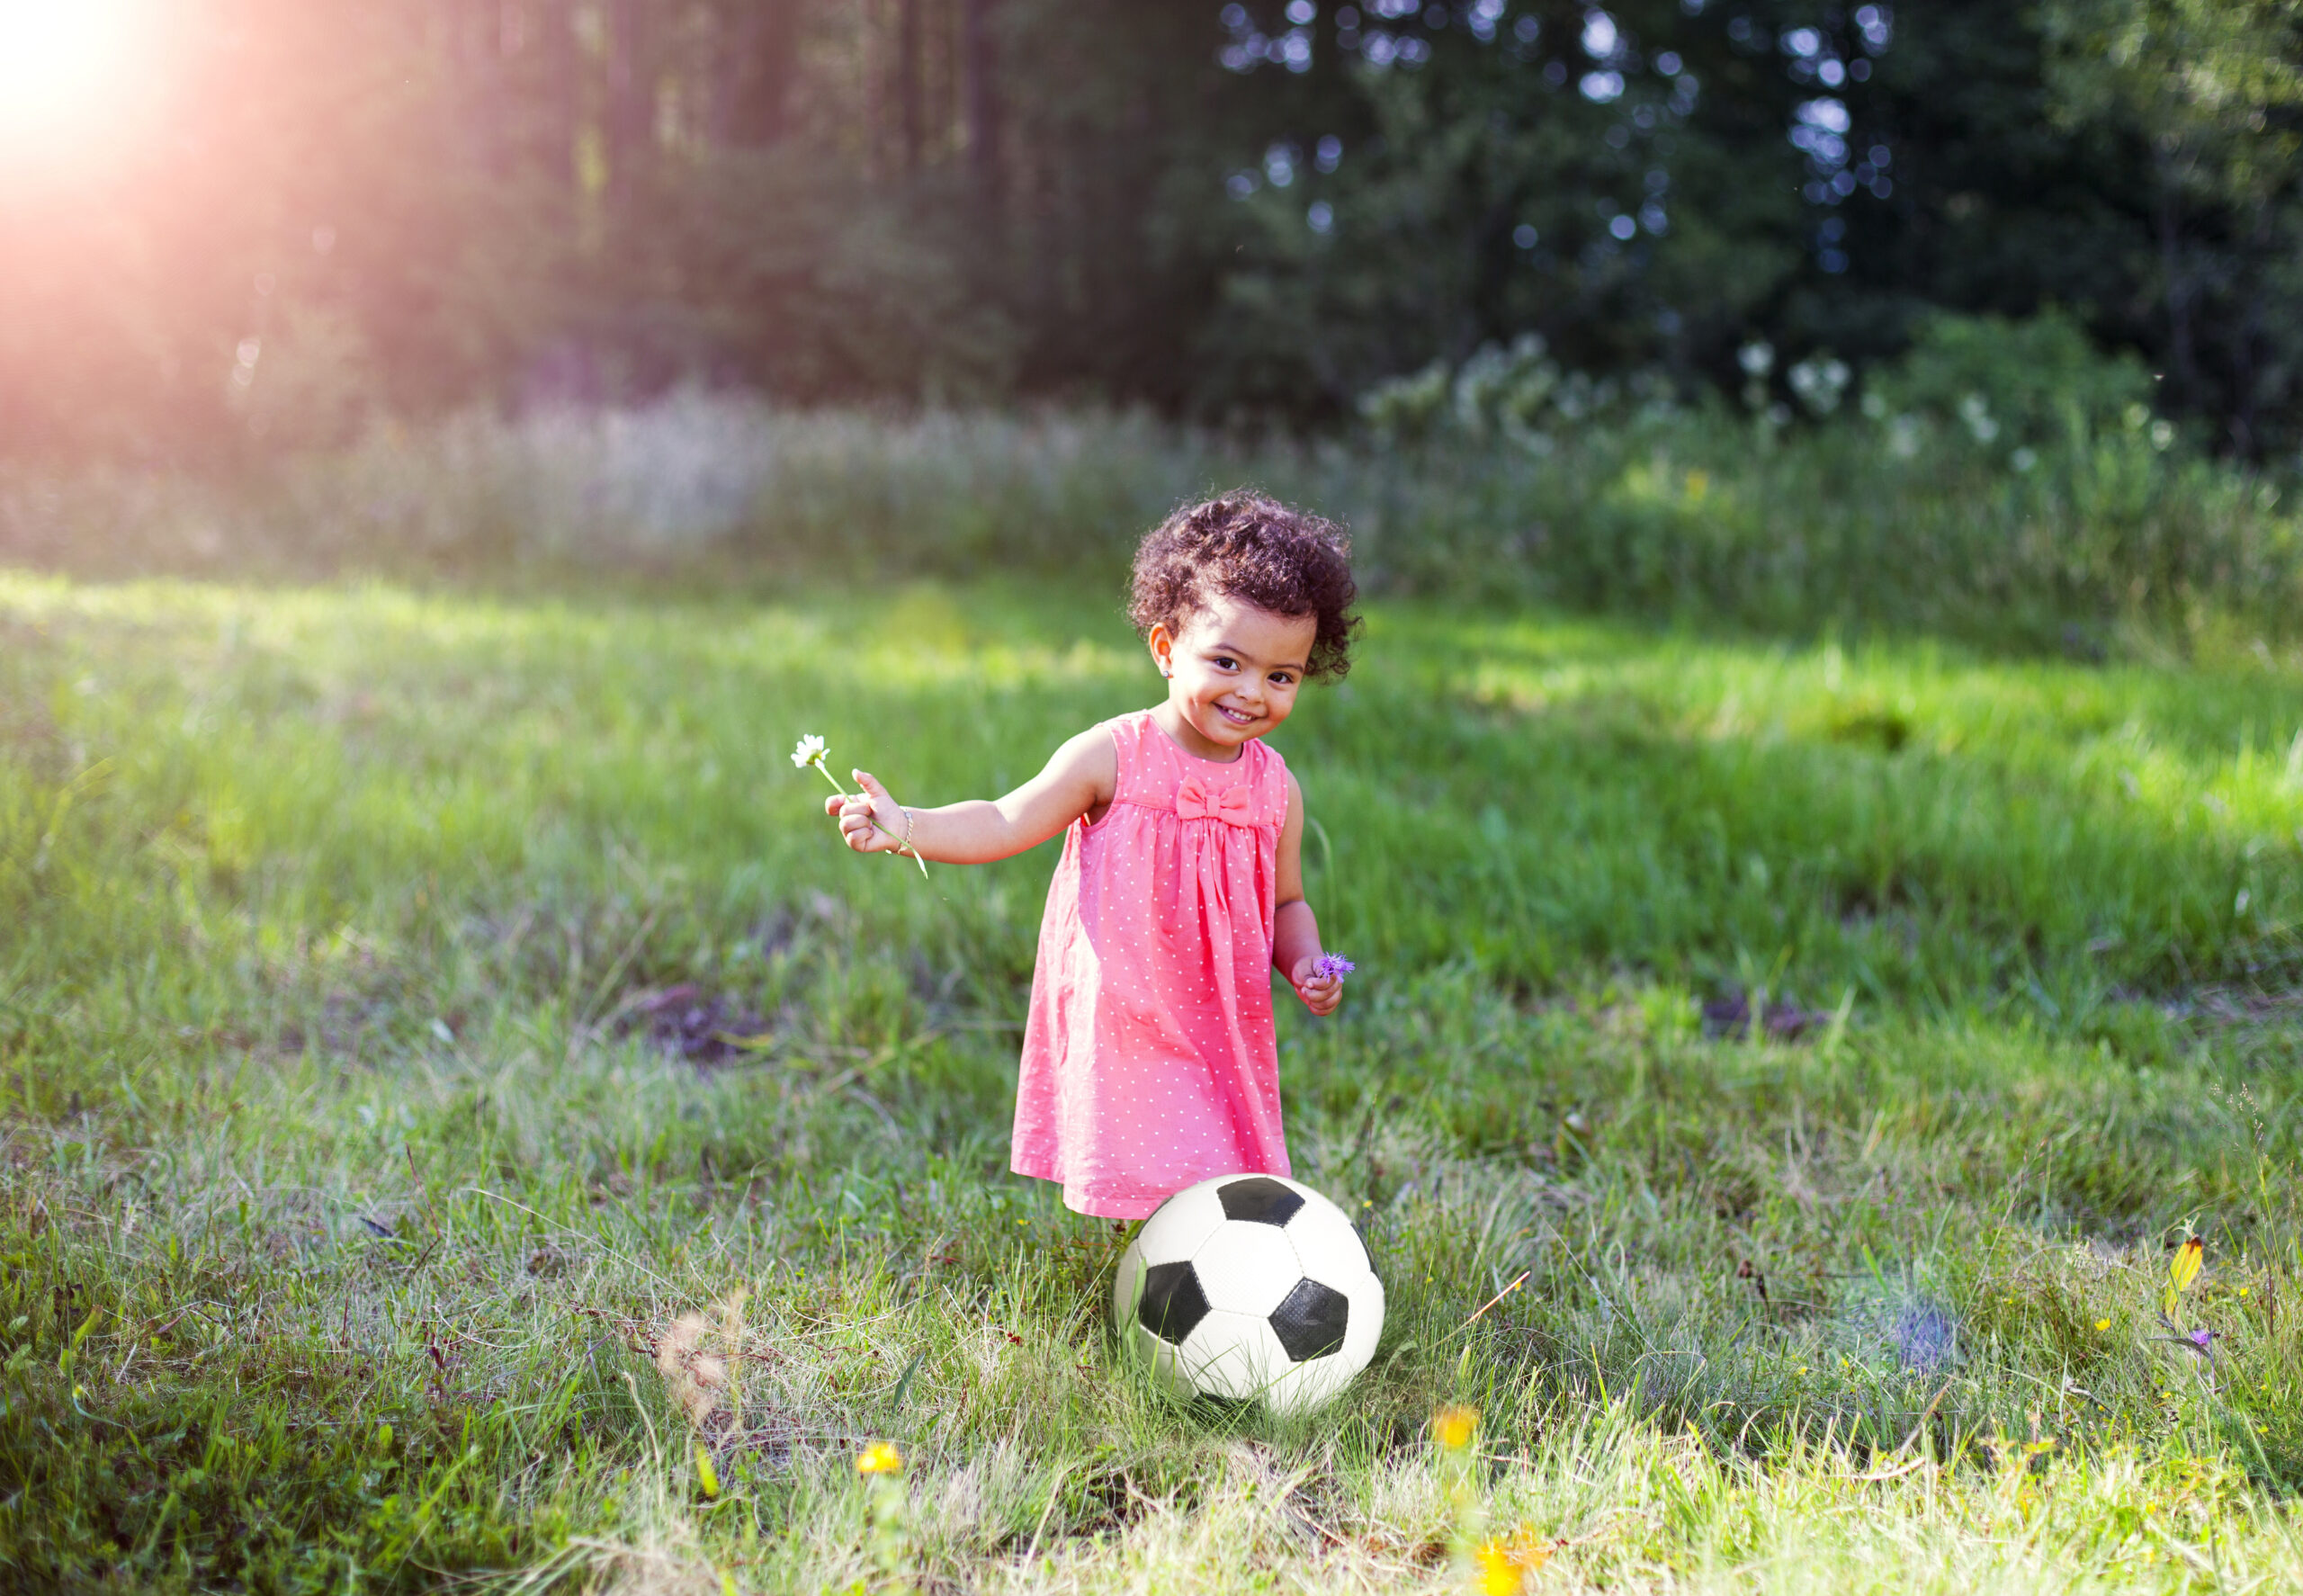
[{"xmin": 9, "ymin": 0, "xmax": 2303, "ymax": 462}]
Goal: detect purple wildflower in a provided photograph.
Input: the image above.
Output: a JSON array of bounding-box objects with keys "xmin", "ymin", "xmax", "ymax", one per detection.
[
  {"xmin": 2153, "ymin": 1321, "xmax": 2222, "ymax": 1360},
  {"xmin": 1891, "ymin": 1302, "xmax": 1957, "ymax": 1373},
  {"xmin": 1313, "ymin": 953, "xmax": 1356, "ymax": 982}
]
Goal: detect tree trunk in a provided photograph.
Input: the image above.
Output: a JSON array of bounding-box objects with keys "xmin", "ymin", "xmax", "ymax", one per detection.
[
  {"xmin": 608, "ymin": 0, "xmax": 652, "ymax": 212},
  {"xmin": 862, "ymin": 0, "xmax": 885, "ymax": 180},
  {"xmin": 718, "ymin": 1, "xmax": 797, "ymax": 147},
  {"xmin": 539, "ymin": 0, "xmax": 577, "ymax": 189},
  {"xmin": 897, "ymin": 0, "xmax": 923, "ymax": 173},
  {"xmin": 2154, "ymin": 152, "xmax": 2198, "ymax": 410},
  {"xmin": 963, "ymin": 0, "xmax": 1001, "ymax": 199},
  {"xmin": 2232, "ymin": 203, "xmax": 2272, "ymax": 456},
  {"xmin": 464, "ymin": 0, "xmax": 506, "ymax": 173}
]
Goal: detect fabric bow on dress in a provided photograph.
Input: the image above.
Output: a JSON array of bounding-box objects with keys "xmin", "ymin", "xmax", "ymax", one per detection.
[{"xmin": 1176, "ymin": 776, "xmax": 1254, "ymax": 824}]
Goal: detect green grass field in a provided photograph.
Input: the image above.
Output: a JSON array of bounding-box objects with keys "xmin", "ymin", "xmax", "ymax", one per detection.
[{"xmin": 4, "ymin": 569, "xmax": 2303, "ymax": 1592}]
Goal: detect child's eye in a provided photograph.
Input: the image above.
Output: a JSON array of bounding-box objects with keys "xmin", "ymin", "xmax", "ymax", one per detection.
[
  {"xmin": 1270, "ymin": 673, "xmax": 1294, "ymax": 686},
  {"xmin": 1213, "ymin": 657, "xmax": 1237, "ymax": 670}
]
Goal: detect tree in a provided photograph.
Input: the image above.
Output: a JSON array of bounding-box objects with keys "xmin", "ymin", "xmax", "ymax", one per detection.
[{"xmin": 2041, "ymin": 0, "xmax": 2303, "ymax": 445}]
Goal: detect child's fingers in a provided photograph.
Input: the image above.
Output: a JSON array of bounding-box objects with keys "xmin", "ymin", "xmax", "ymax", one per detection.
[
  {"xmin": 849, "ymin": 769, "xmax": 905, "ymax": 834},
  {"xmin": 1294, "ymin": 965, "xmax": 1345, "ymax": 1010},
  {"xmin": 829, "ymin": 794, "xmax": 877, "ymax": 846}
]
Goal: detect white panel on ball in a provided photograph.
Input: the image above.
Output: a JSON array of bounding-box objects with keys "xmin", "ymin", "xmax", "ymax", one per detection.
[
  {"xmin": 1289, "ymin": 1207, "xmax": 1375, "ymax": 1281},
  {"xmin": 1134, "ymin": 1179, "xmax": 1230, "ymax": 1263},
  {"xmin": 1176, "ymin": 1309, "xmax": 1294, "ymax": 1400},
  {"xmin": 1337, "ymin": 1269, "xmax": 1385, "ymax": 1370},
  {"xmin": 1187, "ymin": 1222, "xmax": 1303, "ymax": 1318},
  {"xmin": 1262, "ymin": 1332, "xmax": 1364, "ymax": 1415}
]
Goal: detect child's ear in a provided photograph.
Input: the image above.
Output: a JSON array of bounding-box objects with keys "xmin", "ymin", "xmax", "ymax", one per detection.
[{"xmin": 1147, "ymin": 623, "xmax": 1175, "ymax": 678}]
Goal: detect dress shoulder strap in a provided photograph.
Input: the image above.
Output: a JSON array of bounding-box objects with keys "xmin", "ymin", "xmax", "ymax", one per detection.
[{"xmin": 1105, "ymin": 710, "xmax": 1163, "ymax": 804}]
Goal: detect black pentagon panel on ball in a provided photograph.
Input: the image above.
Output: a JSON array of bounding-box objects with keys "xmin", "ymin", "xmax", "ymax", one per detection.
[
  {"xmin": 1217, "ymin": 1175, "xmax": 1305, "ymax": 1227},
  {"xmin": 1138, "ymin": 1260, "xmax": 1211, "ymax": 1344},
  {"xmin": 1268, "ymin": 1278, "xmax": 1349, "ymax": 1361}
]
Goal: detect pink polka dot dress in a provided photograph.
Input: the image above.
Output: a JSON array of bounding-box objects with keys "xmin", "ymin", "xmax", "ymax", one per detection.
[{"xmin": 1012, "ymin": 710, "xmax": 1293, "ymax": 1218}]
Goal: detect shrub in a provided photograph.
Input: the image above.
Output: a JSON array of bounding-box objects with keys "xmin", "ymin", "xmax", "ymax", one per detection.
[{"xmin": 3, "ymin": 349, "xmax": 2298, "ymax": 650}]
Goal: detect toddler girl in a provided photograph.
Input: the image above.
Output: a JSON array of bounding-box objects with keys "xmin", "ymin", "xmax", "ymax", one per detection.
[{"xmin": 824, "ymin": 492, "xmax": 1358, "ymax": 1217}]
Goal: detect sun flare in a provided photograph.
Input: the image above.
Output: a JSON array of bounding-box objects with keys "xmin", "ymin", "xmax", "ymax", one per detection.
[{"xmin": 0, "ymin": 0, "xmax": 149, "ymax": 153}]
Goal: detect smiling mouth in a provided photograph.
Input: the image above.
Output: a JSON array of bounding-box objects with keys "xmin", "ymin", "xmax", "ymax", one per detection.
[{"xmin": 1214, "ymin": 704, "xmax": 1259, "ymax": 727}]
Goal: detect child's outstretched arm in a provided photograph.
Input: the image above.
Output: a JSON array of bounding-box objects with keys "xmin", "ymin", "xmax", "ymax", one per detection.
[
  {"xmin": 824, "ymin": 728, "xmax": 1116, "ymax": 865},
  {"xmin": 1273, "ymin": 771, "xmax": 1343, "ymax": 1017}
]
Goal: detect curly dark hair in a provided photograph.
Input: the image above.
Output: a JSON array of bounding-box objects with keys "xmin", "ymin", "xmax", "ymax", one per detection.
[{"xmin": 1127, "ymin": 491, "xmax": 1360, "ymax": 680}]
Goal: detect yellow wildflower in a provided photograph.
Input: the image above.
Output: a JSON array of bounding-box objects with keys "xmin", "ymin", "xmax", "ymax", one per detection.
[
  {"xmin": 1433, "ymin": 1405, "xmax": 1479, "ymax": 1452},
  {"xmin": 856, "ymin": 1440, "xmax": 904, "ymax": 1476},
  {"xmin": 1473, "ymin": 1528, "xmax": 1554, "ymax": 1595},
  {"xmin": 2163, "ymin": 1235, "xmax": 2204, "ymax": 1317},
  {"xmin": 2169, "ymin": 1236, "xmax": 2203, "ymax": 1289}
]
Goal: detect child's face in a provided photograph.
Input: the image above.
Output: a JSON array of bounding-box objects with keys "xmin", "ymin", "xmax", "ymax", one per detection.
[{"xmin": 1148, "ymin": 596, "xmax": 1319, "ymax": 755}]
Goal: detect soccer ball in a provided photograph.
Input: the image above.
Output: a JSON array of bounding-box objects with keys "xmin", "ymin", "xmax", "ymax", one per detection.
[{"xmin": 1112, "ymin": 1172, "xmax": 1384, "ymax": 1415}]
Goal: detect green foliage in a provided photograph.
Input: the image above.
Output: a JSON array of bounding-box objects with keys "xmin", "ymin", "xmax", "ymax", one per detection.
[
  {"xmin": 18, "ymin": 387, "xmax": 2294, "ymax": 651},
  {"xmin": 1358, "ymin": 333, "xmax": 1671, "ymax": 451},
  {"xmin": 8, "ymin": 0, "xmax": 2303, "ymax": 460},
  {"xmin": 1871, "ymin": 309, "xmax": 2158, "ymax": 453},
  {"xmin": 0, "ymin": 574, "xmax": 2300, "ymax": 1589},
  {"xmin": 2041, "ymin": 0, "xmax": 2303, "ymax": 212},
  {"xmin": 1346, "ymin": 318, "xmax": 2301, "ymax": 640}
]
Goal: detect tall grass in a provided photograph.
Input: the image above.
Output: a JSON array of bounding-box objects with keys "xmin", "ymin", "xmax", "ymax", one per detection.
[{"xmin": 4, "ymin": 394, "xmax": 2299, "ymax": 648}]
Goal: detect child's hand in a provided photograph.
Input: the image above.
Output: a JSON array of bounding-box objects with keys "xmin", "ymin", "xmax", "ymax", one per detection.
[
  {"xmin": 825, "ymin": 769, "xmax": 906, "ymax": 856},
  {"xmin": 1289, "ymin": 955, "xmax": 1345, "ymax": 1017}
]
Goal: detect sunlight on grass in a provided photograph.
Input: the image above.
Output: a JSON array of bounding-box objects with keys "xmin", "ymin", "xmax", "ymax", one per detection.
[{"xmin": 4, "ymin": 571, "xmax": 2301, "ymax": 1591}]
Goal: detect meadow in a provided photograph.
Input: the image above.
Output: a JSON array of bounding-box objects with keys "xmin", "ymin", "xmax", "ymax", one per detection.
[{"xmin": 3, "ymin": 410, "xmax": 2303, "ymax": 1592}]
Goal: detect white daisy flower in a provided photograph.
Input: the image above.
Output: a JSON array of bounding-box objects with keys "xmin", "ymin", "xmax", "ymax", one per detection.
[{"xmin": 792, "ymin": 731, "xmax": 927, "ymax": 877}]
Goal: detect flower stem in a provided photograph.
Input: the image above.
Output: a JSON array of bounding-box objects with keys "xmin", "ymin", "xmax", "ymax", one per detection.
[{"xmin": 812, "ymin": 758, "xmax": 928, "ymax": 877}]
